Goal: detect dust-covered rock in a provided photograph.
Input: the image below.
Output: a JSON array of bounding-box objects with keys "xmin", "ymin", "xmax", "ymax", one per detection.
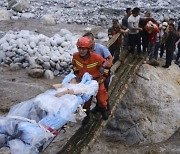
[
  {"xmin": 0, "ymin": 10, "xmax": 10, "ymax": 21},
  {"xmin": 105, "ymin": 64, "xmax": 180, "ymax": 145}
]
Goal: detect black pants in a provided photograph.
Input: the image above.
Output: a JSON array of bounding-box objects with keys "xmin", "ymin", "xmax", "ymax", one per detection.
[
  {"xmin": 166, "ymin": 50, "xmax": 174, "ymax": 67},
  {"xmin": 160, "ymin": 43, "xmax": 165, "ymax": 58},
  {"xmin": 104, "ymin": 74, "xmax": 111, "ymax": 90},
  {"xmin": 109, "ymin": 44, "xmax": 120, "ymax": 63},
  {"xmin": 141, "ymin": 31, "xmax": 149, "ymax": 53},
  {"xmin": 128, "ymin": 33, "xmax": 141, "ymax": 55},
  {"xmin": 176, "ymin": 43, "xmax": 180, "ymax": 62}
]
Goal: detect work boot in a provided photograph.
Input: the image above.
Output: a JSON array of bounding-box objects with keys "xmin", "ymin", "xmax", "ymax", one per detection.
[
  {"xmin": 101, "ymin": 108, "xmax": 110, "ymax": 120},
  {"xmin": 82, "ymin": 112, "xmax": 90, "ymax": 126}
]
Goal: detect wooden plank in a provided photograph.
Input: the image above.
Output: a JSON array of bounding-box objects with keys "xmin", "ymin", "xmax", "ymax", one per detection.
[
  {"xmin": 105, "ymin": 33, "xmax": 120, "ymax": 48},
  {"xmin": 58, "ymin": 55, "xmax": 147, "ymax": 154}
]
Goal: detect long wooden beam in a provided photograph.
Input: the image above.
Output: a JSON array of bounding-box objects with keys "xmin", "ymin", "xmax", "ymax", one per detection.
[{"xmin": 58, "ymin": 55, "xmax": 146, "ymax": 154}]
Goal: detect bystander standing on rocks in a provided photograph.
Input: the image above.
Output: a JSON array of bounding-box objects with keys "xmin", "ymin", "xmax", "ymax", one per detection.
[
  {"xmin": 127, "ymin": 7, "xmax": 142, "ymax": 57},
  {"xmin": 121, "ymin": 8, "xmax": 131, "ymax": 49},
  {"xmin": 108, "ymin": 19, "xmax": 126, "ymax": 63},
  {"xmin": 163, "ymin": 23, "xmax": 179, "ymax": 68},
  {"xmin": 175, "ymin": 21, "xmax": 180, "ymax": 65}
]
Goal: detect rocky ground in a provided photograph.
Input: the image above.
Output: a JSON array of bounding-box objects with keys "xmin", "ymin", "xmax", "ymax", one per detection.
[
  {"xmin": 0, "ymin": 20, "xmax": 106, "ymax": 154},
  {"xmin": 0, "ymin": 0, "xmax": 180, "ymax": 25},
  {"xmin": 0, "ymin": 0, "xmax": 180, "ymax": 153},
  {"xmin": 0, "ymin": 46, "xmax": 180, "ymax": 154}
]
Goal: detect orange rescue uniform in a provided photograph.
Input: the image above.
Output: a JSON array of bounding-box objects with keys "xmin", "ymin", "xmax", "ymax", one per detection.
[{"xmin": 72, "ymin": 51, "xmax": 110, "ymax": 110}]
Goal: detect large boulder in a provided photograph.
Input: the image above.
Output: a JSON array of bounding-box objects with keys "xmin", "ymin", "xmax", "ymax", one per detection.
[
  {"xmin": 0, "ymin": 10, "xmax": 10, "ymax": 20},
  {"xmin": 105, "ymin": 64, "xmax": 180, "ymax": 145},
  {"xmin": 8, "ymin": 0, "xmax": 30, "ymax": 12},
  {"xmin": 41, "ymin": 14, "xmax": 56, "ymax": 26},
  {"xmin": 7, "ymin": 0, "xmax": 17, "ymax": 10},
  {"xmin": 27, "ymin": 64, "xmax": 44, "ymax": 78},
  {"xmin": 44, "ymin": 70, "xmax": 54, "ymax": 79}
]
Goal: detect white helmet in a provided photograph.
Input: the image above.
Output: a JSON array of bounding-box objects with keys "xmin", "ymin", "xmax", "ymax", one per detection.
[
  {"xmin": 162, "ymin": 22, "xmax": 168, "ymax": 27},
  {"xmin": 162, "ymin": 22, "xmax": 168, "ymax": 29}
]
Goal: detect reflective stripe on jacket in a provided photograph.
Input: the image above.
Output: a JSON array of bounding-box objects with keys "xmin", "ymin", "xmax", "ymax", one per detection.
[{"xmin": 72, "ymin": 52, "xmax": 107, "ymax": 79}]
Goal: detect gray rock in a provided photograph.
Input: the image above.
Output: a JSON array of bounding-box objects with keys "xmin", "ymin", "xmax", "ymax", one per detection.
[
  {"xmin": 51, "ymin": 56, "xmax": 59, "ymax": 62},
  {"xmin": 43, "ymin": 62, "xmax": 51, "ymax": 70},
  {"xmin": 22, "ymin": 62, "xmax": 29, "ymax": 68},
  {"xmin": 53, "ymin": 70, "xmax": 59, "ymax": 76},
  {"xmin": 0, "ymin": 10, "xmax": 11, "ymax": 21},
  {"xmin": 10, "ymin": 63, "xmax": 22, "ymax": 71},
  {"xmin": 7, "ymin": 0, "xmax": 17, "ymax": 10},
  {"xmin": 50, "ymin": 39, "xmax": 57, "ymax": 47},
  {"xmin": 29, "ymin": 63, "xmax": 43, "ymax": 69},
  {"xmin": 13, "ymin": 56, "xmax": 24, "ymax": 63},
  {"xmin": 41, "ymin": 55, "xmax": 50, "ymax": 62},
  {"xmin": 105, "ymin": 64, "xmax": 180, "ymax": 145},
  {"xmin": 12, "ymin": 0, "xmax": 30, "ymax": 12},
  {"xmin": 1, "ymin": 41, "xmax": 10, "ymax": 51},
  {"xmin": 50, "ymin": 60, "xmax": 56, "ymax": 67},
  {"xmin": 41, "ymin": 14, "xmax": 56, "ymax": 26},
  {"xmin": 44, "ymin": 70, "xmax": 54, "ymax": 79},
  {"xmin": 35, "ymin": 58, "xmax": 44, "ymax": 65},
  {"xmin": 29, "ymin": 42, "xmax": 36, "ymax": 49},
  {"xmin": 61, "ymin": 41, "xmax": 68, "ymax": 48},
  {"xmin": 56, "ymin": 63, "xmax": 61, "ymax": 70},
  {"xmin": 27, "ymin": 67, "xmax": 44, "ymax": 78},
  {"xmin": 21, "ymin": 13, "xmax": 35, "ymax": 19}
]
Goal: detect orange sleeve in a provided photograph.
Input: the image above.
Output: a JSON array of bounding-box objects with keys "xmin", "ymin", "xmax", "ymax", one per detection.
[
  {"xmin": 72, "ymin": 53, "xmax": 76, "ymax": 65},
  {"xmin": 97, "ymin": 54, "xmax": 111, "ymax": 68},
  {"xmin": 97, "ymin": 55, "xmax": 106, "ymax": 67},
  {"xmin": 72, "ymin": 53, "xmax": 79, "ymax": 74}
]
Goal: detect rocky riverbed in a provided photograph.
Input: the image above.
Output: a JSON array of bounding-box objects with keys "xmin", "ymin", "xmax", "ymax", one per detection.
[{"xmin": 0, "ymin": 0, "xmax": 180, "ymax": 153}]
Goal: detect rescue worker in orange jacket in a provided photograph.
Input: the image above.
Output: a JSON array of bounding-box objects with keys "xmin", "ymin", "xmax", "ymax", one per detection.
[{"xmin": 72, "ymin": 36, "xmax": 111, "ymax": 125}]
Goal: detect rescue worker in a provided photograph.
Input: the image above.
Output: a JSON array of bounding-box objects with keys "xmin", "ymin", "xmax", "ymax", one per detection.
[
  {"xmin": 72, "ymin": 37, "xmax": 111, "ymax": 125},
  {"xmin": 83, "ymin": 32, "xmax": 113, "ymax": 90}
]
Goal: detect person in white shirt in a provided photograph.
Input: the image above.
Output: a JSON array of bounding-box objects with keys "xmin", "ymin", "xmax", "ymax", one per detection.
[{"xmin": 128, "ymin": 7, "xmax": 142, "ymax": 56}]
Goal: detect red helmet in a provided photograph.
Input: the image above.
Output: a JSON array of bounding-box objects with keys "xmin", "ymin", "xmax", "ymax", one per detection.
[{"xmin": 76, "ymin": 37, "xmax": 92, "ymax": 48}]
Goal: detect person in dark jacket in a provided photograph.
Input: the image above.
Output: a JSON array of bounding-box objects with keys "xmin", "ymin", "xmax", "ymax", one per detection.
[
  {"xmin": 108, "ymin": 19, "xmax": 124, "ymax": 63},
  {"xmin": 175, "ymin": 21, "xmax": 180, "ymax": 64},
  {"xmin": 122, "ymin": 8, "xmax": 131, "ymax": 49},
  {"xmin": 122, "ymin": 8, "xmax": 132, "ymax": 30},
  {"xmin": 163, "ymin": 23, "xmax": 179, "ymax": 68}
]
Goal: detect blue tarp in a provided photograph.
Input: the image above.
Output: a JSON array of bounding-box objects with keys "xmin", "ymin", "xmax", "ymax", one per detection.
[{"xmin": 0, "ymin": 72, "xmax": 98, "ymax": 154}]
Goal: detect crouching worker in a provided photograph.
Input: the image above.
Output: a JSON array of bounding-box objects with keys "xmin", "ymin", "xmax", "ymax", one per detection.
[{"xmin": 72, "ymin": 36, "xmax": 111, "ymax": 125}]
